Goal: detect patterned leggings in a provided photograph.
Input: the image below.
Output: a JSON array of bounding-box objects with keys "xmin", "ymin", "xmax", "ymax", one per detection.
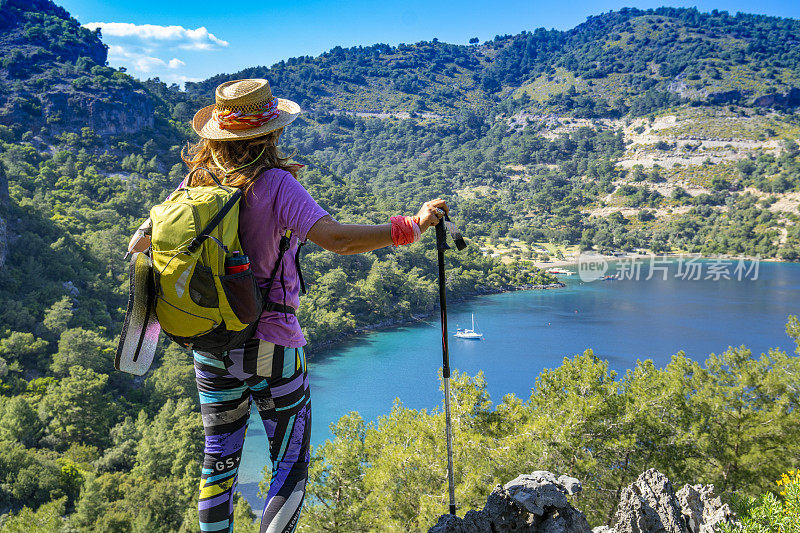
[{"xmin": 194, "ymin": 338, "xmax": 311, "ymax": 533}]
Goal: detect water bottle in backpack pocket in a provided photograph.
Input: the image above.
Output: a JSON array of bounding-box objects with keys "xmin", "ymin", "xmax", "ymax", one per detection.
[{"xmin": 220, "ymin": 252, "xmax": 263, "ymax": 325}]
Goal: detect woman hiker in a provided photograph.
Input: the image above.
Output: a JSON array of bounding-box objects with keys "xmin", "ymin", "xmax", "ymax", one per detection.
[{"xmin": 129, "ymin": 78, "xmax": 449, "ymax": 532}]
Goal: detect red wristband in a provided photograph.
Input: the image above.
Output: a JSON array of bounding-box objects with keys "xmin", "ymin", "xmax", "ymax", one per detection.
[{"xmin": 390, "ymin": 216, "xmax": 419, "ymax": 246}]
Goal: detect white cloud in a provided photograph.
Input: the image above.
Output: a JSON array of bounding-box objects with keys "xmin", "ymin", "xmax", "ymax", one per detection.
[
  {"xmin": 85, "ymin": 22, "xmax": 228, "ymax": 86},
  {"xmin": 168, "ymin": 74, "xmax": 203, "ymax": 84},
  {"xmin": 84, "ymin": 22, "xmax": 228, "ymax": 50},
  {"xmin": 135, "ymin": 56, "xmax": 167, "ymax": 72},
  {"xmin": 107, "ymin": 44, "xmax": 166, "ymax": 72}
]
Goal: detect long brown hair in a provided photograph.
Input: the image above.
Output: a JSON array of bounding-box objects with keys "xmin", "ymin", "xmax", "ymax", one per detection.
[{"xmin": 181, "ymin": 128, "xmax": 298, "ymax": 195}]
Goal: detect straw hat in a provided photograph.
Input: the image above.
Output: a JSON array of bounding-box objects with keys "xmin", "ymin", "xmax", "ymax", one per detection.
[{"xmin": 192, "ymin": 79, "xmax": 301, "ymax": 141}]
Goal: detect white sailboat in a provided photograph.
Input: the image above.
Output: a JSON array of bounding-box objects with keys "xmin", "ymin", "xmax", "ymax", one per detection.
[{"xmin": 455, "ymin": 314, "xmax": 483, "ymax": 340}]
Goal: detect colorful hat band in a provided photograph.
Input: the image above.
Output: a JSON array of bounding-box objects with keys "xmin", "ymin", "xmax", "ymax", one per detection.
[{"xmin": 212, "ymin": 97, "xmax": 280, "ymax": 131}]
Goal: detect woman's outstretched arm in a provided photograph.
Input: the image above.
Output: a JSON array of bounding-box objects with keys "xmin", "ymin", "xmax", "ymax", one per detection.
[{"xmin": 306, "ymin": 199, "xmax": 449, "ymax": 255}]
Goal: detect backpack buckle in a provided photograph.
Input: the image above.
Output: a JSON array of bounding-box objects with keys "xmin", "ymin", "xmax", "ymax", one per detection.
[{"xmin": 279, "ymin": 230, "xmax": 292, "ymax": 253}]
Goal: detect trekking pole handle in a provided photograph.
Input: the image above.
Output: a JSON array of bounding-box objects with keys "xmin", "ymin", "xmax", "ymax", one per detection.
[
  {"xmin": 436, "ymin": 219, "xmax": 449, "ymax": 251},
  {"xmin": 442, "ymin": 214, "xmax": 467, "ymax": 251}
]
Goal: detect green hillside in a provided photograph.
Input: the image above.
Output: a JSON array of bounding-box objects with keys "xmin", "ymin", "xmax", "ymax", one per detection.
[
  {"xmin": 0, "ymin": 0, "xmax": 799, "ymax": 529},
  {"xmin": 183, "ymin": 7, "xmax": 800, "ymax": 116},
  {"xmin": 510, "ymin": 8, "xmax": 800, "ymax": 112}
]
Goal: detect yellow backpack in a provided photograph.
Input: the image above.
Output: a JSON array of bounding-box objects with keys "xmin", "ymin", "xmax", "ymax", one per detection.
[{"xmin": 149, "ymin": 168, "xmax": 292, "ymax": 354}]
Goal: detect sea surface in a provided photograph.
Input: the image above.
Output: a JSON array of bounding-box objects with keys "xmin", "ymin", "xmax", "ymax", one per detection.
[{"xmin": 236, "ymin": 259, "xmax": 800, "ymax": 508}]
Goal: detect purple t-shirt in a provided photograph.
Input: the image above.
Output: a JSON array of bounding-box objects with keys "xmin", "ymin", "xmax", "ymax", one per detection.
[{"xmin": 238, "ymin": 169, "xmax": 329, "ymax": 347}]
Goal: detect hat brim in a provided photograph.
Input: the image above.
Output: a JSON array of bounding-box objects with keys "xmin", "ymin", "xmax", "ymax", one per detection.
[{"xmin": 192, "ymin": 98, "xmax": 301, "ymax": 141}]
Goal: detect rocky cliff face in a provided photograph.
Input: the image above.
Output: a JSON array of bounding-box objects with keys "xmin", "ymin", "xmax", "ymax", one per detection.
[
  {"xmin": 0, "ymin": 0, "xmax": 154, "ymax": 135},
  {"xmin": 0, "ymin": 160, "xmax": 8, "ymax": 269},
  {"xmin": 429, "ymin": 470, "xmax": 733, "ymax": 533},
  {"xmin": 37, "ymin": 83, "xmax": 155, "ymax": 136}
]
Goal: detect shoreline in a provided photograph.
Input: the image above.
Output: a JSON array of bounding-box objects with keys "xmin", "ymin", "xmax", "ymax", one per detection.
[
  {"xmin": 305, "ymin": 281, "xmax": 565, "ymax": 356},
  {"xmin": 534, "ymin": 252, "xmax": 663, "ymax": 270},
  {"xmin": 306, "ymin": 252, "xmax": 787, "ymax": 356}
]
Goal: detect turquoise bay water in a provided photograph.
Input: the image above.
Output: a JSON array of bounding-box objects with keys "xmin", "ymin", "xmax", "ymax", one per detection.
[{"xmin": 237, "ymin": 260, "xmax": 800, "ymax": 508}]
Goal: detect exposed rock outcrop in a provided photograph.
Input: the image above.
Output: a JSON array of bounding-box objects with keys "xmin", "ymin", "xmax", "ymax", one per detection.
[
  {"xmin": 601, "ymin": 470, "xmax": 733, "ymax": 533},
  {"xmin": 706, "ymin": 90, "xmax": 742, "ymax": 105},
  {"xmin": 429, "ymin": 470, "xmax": 733, "ymax": 533},
  {"xmin": 0, "ymin": 215, "xmax": 7, "ymax": 270},
  {"xmin": 753, "ymin": 88, "xmax": 800, "ymax": 109},
  {"xmin": 429, "ymin": 471, "xmax": 592, "ymax": 533},
  {"xmin": 0, "ymin": 160, "xmax": 8, "ymax": 269},
  {"xmin": 675, "ymin": 484, "xmax": 733, "ymax": 533},
  {"xmin": 611, "ymin": 469, "xmax": 687, "ymax": 532},
  {"xmin": 38, "ymin": 85, "xmax": 155, "ymax": 136},
  {"xmin": 0, "ymin": 0, "xmax": 155, "ymax": 135}
]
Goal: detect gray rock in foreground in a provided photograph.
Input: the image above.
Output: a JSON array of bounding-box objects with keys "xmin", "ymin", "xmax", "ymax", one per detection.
[
  {"xmin": 675, "ymin": 483, "xmax": 734, "ymax": 533},
  {"xmin": 612, "ymin": 469, "xmax": 688, "ymax": 532},
  {"xmin": 429, "ymin": 471, "xmax": 592, "ymax": 533},
  {"xmin": 429, "ymin": 469, "xmax": 733, "ymax": 533},
  {"xmin": 598, "ymin": 469, "xmax": 733, "ymax": 533}
]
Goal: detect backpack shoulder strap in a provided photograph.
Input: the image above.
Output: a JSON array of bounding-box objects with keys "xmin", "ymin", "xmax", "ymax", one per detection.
[
  {"xmin": 187, "ymin": 188, "xmax": 242, "ymax": 254},
  {"xmin": 258, "ymin": 174, "xmax": 308, "ymax": 315},
  {"xmin": 260, "ymin": 230, "xmax": 294, "ymax": 313}
]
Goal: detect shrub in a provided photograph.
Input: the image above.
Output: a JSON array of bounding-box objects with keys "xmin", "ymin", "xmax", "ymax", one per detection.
[{"xmin": 720, "ymin": 470, "xmax": 800, "ymax": 533}]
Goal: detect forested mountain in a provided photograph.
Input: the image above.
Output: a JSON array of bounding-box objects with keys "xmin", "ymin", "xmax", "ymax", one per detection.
[
  {"xmin": 0, "ymin": 0, "xmax": 153, "ymax": 134},
  {"xmin": 0, "ymin": 0, "xmax": 798, "ymax": 529},
  {"xmin": 175, "ymin": 6, "xmax": 800, "ymax": 261},
  {"xmin": 183, "ymin": 7, "xmax": 800, "ymax": 115}
]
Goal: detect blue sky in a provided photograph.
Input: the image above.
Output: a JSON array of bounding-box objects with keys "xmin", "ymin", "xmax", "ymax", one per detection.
[{"xmin": 58, "ymin": 0, "xmax": 800, "ymax": 87}]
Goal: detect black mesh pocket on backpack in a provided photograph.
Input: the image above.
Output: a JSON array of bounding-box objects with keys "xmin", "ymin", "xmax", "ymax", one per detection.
[
  {"xmin": 189, "ymin": 265, "xmax": 218, "ymax": 308},
  {"xmin": 220, "ymin": 269, "xmax": 263, "ymax": 325}
]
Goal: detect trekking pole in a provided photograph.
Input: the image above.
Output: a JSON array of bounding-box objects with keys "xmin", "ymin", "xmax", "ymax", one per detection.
[{"xmin": 435, "ymin": 214, "xmax": 466, "ymax": 516}]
